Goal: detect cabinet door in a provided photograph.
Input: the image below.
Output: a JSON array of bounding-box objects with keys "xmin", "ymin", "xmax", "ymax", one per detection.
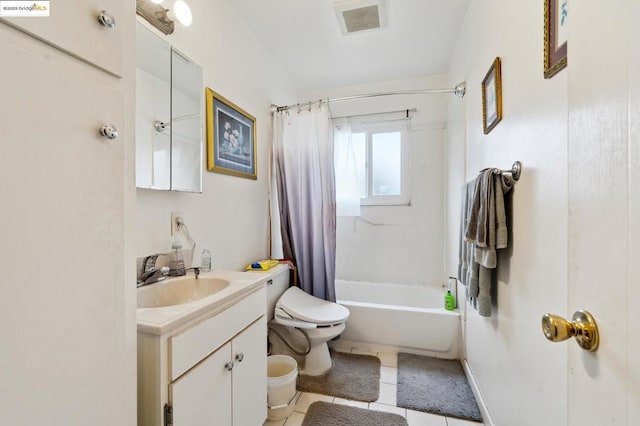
[
  {"xmin": 171, "ymin": 342, "xmax": 232, "ymax": 426},
  {"xmin": 232, "ymin": 316, "xmax": 267, "ymax": 426},
  {"xmin": 1, "ymin": 0, "xmax": 123, "ymax": 76},
  {"xmin": 0, "ymin": 24, "xmax": 127, "ymax": 425}
]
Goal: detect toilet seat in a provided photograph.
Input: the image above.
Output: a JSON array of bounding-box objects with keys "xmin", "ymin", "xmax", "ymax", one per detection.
[{"xmin": 275, "ymin": 286, "xmax": 350, "ymax": 327}]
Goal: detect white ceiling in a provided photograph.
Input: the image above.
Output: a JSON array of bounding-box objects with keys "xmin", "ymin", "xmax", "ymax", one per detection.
[{"xmin": 226, "ymin": 0, "xmax": 470, "ymax": 91}]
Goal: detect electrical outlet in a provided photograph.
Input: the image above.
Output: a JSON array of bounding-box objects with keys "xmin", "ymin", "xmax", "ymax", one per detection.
[{"xmin": 171, "ymin": 212, "xmax": 183, "ymax": 236}]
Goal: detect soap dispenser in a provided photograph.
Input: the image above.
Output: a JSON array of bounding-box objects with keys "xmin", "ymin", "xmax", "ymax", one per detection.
[
  {"xmin": 169, "ymin": 236, "xmax": 186, "ymax": 276},
  {"xmin": 445, "ymin": 291, "xmax": 455, "ymax": 311}
]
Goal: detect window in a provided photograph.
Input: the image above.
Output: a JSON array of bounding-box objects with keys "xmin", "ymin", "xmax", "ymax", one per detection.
[{"xmin": 337, "ymin": 122, "xmax": 410, "ymax": 206}]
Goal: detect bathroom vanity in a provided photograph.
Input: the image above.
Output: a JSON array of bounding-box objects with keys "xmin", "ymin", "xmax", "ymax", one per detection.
[{"xmin": 137, "ymin": 271, "xmax": 268, "ymax": 425}]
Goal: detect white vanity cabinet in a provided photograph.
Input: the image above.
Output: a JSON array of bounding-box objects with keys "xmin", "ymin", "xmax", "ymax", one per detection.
[
  {"xmin": 138, "ymin": 286, "xmax": 268, "ymax": 426},
  {"xmin": 170, "ymin": 317, "xmax": 266, "ymax": 425}
]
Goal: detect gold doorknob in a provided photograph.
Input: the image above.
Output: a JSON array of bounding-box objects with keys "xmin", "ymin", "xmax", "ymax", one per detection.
[{"xmin": 541, "ymin": 310, "xmax": 599, "ymax": 351}]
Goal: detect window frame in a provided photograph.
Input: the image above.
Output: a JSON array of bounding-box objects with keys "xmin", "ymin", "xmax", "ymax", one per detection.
[{"xmin": 350, "ymin": 121, "xmax": 411, "ymax": 206}]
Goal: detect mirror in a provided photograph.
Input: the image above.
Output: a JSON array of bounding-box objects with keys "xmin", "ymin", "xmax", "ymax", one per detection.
[{"xmin": 135, "ymin": 23, "xmax": 203, "ymax": 192}]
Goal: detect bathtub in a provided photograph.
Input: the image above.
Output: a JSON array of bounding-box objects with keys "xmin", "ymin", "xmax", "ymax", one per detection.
[{"xmin": 335, "ymin": 280, "xmax": 461, "ymax": 358}]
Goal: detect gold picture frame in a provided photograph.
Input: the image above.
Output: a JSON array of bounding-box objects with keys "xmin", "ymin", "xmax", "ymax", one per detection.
[
  {"xmin": 206, "ymin": 88, "xmax": 257, "ymax": 179},
  {"xmin": 481, "ymin": 57, "xmax": 502, "ymax": 135},
  {"xmin": 544, "ymin": 0, "xmax": 568, "ymax": 78}
]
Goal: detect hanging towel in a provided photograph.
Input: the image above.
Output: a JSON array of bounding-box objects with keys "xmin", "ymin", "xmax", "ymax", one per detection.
[
  {"xmin": 459, "ymin": 168, "xmax": 514, "ymax": 317},
  {"xmin": 458, "ymin": 181, "xmax": 475, "ymax": 287}
]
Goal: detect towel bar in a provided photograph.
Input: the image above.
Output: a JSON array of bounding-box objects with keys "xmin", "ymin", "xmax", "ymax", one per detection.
[{"xmin": 485, "ymin": 161, "xmax": 522, "ymax": 181}]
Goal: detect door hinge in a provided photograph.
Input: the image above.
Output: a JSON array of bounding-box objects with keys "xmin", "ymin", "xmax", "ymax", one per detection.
[{"xmin": 164, "ymin": 403, "xmax": 173, "ymax": 426}]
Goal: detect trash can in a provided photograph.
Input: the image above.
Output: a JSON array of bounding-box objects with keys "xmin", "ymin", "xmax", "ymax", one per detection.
[{"xmin": 267, "ymin": 355, "xmax": 298, "ymax": 421}]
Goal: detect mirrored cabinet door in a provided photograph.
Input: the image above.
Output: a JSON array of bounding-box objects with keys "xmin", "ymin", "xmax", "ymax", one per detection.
[
  {"xmin": 135, "ymin": 23, "xmax": 203, "ymax": 193},
  {"xmin": 136, "ymin": 24, "xmax": 171, "ymax": 190},
  {"xmin": 171, "ymin": 49, "xmax": 203, "ymax": 192}
]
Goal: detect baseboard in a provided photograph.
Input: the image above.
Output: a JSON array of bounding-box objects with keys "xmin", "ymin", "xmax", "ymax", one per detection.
[
  {"xmin": 462, "ymin": 359, "xmax": 495, "ymax": 426},
  {"xmin": 330, "ymin": 338, "xmax": 459, "ymax": 359}
]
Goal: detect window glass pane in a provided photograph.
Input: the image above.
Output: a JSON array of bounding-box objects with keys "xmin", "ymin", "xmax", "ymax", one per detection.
[
  {"xmin": 372, "ymin": 131, "xmax": 401, "ymax": 195},
  {"xmin": 351, "ymin": 132, "xmax": 367, "ymax": 198}
]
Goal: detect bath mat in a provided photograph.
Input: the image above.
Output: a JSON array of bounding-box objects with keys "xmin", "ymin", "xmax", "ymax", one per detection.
[
  {"xmin": 297, "ymin": 350, "xmax": 380, "ymax": 402},
  {"xmin": 302, "ymin": 401, "xmax": 408, "ymax": 426},
  {"xmin": 397, "ymin": 353, "xmax": 482, "ymax": 422}
]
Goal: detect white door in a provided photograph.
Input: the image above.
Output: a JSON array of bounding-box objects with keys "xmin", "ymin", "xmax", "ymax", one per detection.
[
  {"xmin": 232, "ymin": 317, "xmax": 268, "ymax": 426},
  {"xmin": 171, "ymin": 342, "xmax": 233, "ymax": 425},
  {"xmin": 567, "ymin": 1, "xmax": 640, "ymax": 424}
]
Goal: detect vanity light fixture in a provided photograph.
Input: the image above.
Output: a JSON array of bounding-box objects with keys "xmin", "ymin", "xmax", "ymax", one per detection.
[{"xmin": 136, "ymin": 0, "xmax": 192, "ymax": 35}]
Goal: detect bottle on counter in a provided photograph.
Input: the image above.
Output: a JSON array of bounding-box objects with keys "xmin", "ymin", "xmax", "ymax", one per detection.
[{"xmin": 201, "ymin": 248, "xmax": 212, "ymax": 272}]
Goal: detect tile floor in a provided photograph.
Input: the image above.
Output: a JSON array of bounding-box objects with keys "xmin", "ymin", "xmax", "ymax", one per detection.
[{"xmin": 264, "ymin": 345, "xmax": 484, "ymax": 426}]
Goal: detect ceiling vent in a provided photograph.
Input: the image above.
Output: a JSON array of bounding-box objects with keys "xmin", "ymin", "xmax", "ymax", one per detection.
[{"xmin": 334, "ymin": 0, "xmax": 386, "ymax": 35}]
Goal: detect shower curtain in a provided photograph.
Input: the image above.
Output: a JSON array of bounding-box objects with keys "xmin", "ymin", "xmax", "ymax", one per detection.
[{"xmin": 271, "ymin": 104, "xmax": 337, "ymax": 301}]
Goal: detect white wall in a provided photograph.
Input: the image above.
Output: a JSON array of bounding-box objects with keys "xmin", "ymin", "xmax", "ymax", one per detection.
[
  {"xmin": 305, "ymin": 75, "xmax": 448, "ymax": 287},
  {"xmin": 445, "ymin": 1, "xmax": 568, "ymax": 425},
  {"xmin": 136, "ymin": 0, "xmax": 297, "ymax": 270}
]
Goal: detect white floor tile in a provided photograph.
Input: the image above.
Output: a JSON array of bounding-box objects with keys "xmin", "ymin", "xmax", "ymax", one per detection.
[
  {"xmin": 369, "ymin": 402, "xmax": 407, "ymax": 417},
  {"xmin": 406, "ymin": 409, "xmax": 448, "ymax": 426},
  {"xmin": 283, "ymin": 411, "xmax": 306, "ymax": 426},
  {"xmin": 378, "ymin": 351, "xmax": 398, "ymax": 367},
  {"xmin": 380, "ymin": 365, "xmax": 398, "ymax": 384},
  {"xmin": 333, "ymin": 397, "xmax": 369, "ymax": 409},
  {"xmin": 376, "ymin": 382, "xmax": 397, "ymax": 406},
  {"xmin": 446, "ymin": 417, "xmax": 484, "ymax": 425},
  {"xmin": 293, "ymin": 392, "xmax": 333, "ymax": 414}
]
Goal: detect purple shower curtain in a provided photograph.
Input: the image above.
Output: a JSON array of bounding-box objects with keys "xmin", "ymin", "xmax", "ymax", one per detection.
[{"xmin": 271, "ymin": 104, "xmax": 337, "ymax": 301}]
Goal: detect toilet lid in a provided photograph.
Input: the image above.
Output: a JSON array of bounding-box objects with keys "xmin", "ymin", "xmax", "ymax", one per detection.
[{"xmin": 276, "ymin": 286, "xmax": 350, "ymax": 325}]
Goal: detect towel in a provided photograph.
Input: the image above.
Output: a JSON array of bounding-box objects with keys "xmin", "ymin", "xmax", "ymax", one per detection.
[
  {"xmin": 458, "ymin": 181, "xmax": 476, "ymax": 288},
  {"xmin": 459, "ymin": 168, "xmax": 514, "ymax": 317}
]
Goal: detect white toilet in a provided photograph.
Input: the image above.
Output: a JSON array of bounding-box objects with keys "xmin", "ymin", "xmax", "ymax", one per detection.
[{"xmin": 264, "ymin": 265, "xmax": 350, "ymax": 376}]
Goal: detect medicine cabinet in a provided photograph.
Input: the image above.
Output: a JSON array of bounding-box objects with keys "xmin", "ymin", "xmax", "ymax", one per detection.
[{"xmin": 136, "ymin": 23, "xmax": 203, "ymax": 192}]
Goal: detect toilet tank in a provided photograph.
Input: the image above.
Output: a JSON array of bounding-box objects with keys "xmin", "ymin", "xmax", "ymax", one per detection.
[{"xmin": 262, "ymin": 264, "xmax": 291, "ymax": 319}]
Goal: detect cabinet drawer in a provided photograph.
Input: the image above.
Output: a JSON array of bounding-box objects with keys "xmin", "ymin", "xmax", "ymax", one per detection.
[{"xmin": 170, "ymin": 287, "xmax": 266, "ymax": 380}]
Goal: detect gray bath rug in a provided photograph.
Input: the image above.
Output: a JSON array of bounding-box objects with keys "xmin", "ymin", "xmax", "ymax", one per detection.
[
  {"xmin": 302, "ymin": 401, "xmax": 408, "ymax": 426},
  {"xmin": 297, "ymin": 350, "xmax": 380, "ymax": 402},
  {"xmin": 397, "ymin": 353, "xmax": 482, "ymax": 422}
]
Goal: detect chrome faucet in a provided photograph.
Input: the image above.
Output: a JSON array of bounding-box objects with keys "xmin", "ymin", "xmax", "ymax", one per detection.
[
  {"xmin": 137, "ymin": 266, "xmax": 169, "ymax": 287},
  {"xmin": 185, "ymin": 267, "xmax": 201, "ymax": 280},
  {"xmin": 137, "ymin": 253, "xmax": 169, "ymax": 287}
]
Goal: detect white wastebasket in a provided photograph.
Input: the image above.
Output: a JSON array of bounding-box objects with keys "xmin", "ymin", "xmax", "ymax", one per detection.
[{"xmin": 267, "ymin": 355, "xmax": 298, "ymax": 421}]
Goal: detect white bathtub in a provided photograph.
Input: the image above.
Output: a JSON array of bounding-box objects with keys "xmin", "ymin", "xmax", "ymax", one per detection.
[{"xmin": 335, "ymin": 280, "xmax": 461, "ymax": 358}]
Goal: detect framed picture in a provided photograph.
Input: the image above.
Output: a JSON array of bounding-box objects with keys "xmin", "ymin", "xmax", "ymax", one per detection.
[
  {"xmin": 544, "ymin": 0, "xmax": 568, "ymax": 78},
  {"xmin": 206, "ymin": 88, "xmax": 257, "ymax": 179},
  {"xmin": 481, "ymin": 57, "xmax": 502, "ymax": 135}
]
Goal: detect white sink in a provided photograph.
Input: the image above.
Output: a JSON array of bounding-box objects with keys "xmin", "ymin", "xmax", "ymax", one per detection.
[
  {"xmin": 136, "ymin": 269, "xmax": 274, "ymax": 335},
  {"xmin": 137, "ymin": 276, "xmax": 230, "ymax": 309}
]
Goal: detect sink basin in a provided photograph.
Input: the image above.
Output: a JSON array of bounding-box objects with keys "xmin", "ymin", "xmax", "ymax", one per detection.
[{"xmin": 137, "ymin": 277, "xmax": 231, "ymax": 308}]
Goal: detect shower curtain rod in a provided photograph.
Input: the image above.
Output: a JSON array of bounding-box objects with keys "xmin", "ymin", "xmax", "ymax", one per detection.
[{"xmin": 272, "ymin": 81, "xmax": 466, "ymax": 113}]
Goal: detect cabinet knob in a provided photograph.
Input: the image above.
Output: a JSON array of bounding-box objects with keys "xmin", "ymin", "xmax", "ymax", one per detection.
[
  {"xmin": 235, "ymin": 352, "xmax": 244, "ymax": 363},
  {"xmin": 97, "ymin": 10, "xmax": 116, "ymax": 28},
  {"xmin": 99, "ymin": 124, "xmax": 119, "ymax": 140},
  {"xmin": 224, "ymin": 361, "xmax": 234, "ymax": 371}
]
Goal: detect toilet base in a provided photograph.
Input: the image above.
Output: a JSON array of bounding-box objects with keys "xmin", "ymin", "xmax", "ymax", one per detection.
[
  {"xmin": 269, "ymin": 320, "xmax": 346, "ymax": 376},
  {"xmin": 301, "ymin": 341, "xmax": 332, "ymax": 376}
]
